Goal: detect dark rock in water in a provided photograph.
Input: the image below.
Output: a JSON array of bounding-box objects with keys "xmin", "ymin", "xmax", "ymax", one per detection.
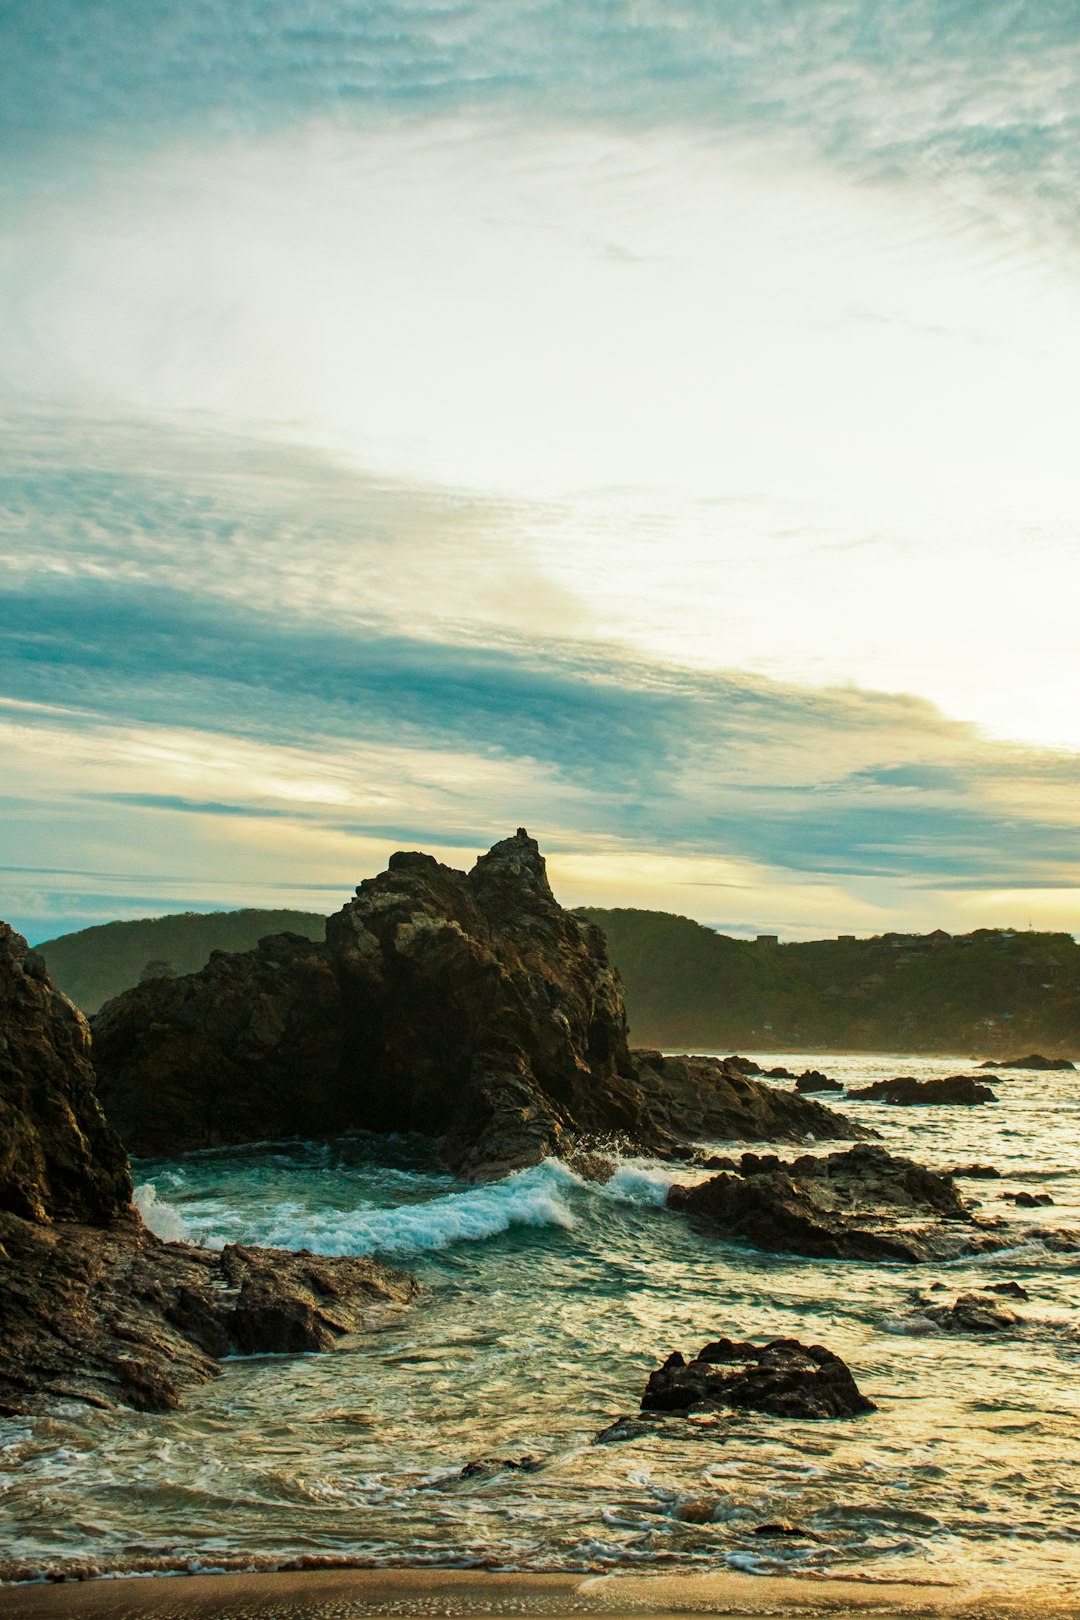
[
  {"xmin": 725, "ymin": 1054, "xmax": 764, "ymax": 1075},
  {"xmin": 795, "ymin": 1070, "xmax": 844, "ymax": 1094},
  {"xmin": 0, "ymin": 922, "xmax": 131, "ymax": 1225},
  {"xmin": 947, "ymin": 1163, "xmax": 1002, "ymax": 1179},
  {"xmin": 668, "ymin": 1144, "xmax": 986, "ymax": 1262},
  {"xmin": 625, "ymin": 1051, "xmax": 869, "ymax": 1166},
  {"xmin": 920, "ymin": 1291, "xmax": 1022, "ymax": 1334},
  {"xmin": 979, "ymin": 1053, "xmax": 1075, "ymax": 1071},
  {"xmin": 766, "ymin": 1066, "xmax": 796, "ymax": 1080},
  {"xmin": 1008, "ymin": 1190, "xmax": 1054, "ymax": 1207},
  {"xmin": 847, "ymin": 1075, "xmax": 996, "ymax": 1106},
  {"xmin": 91, "ymin": 832, "xmax": 868, "ymax": 1178},
  {"xmin": 0, "ymin": 1213, "xmax": 418, "ymax": 1416},
  {"xmin": 457, "ymin": 1455, "xmax": 543, "ymax": 1481},
  {"xmin": 593, "ymin": 1414, "xmax": 666, "ymax": 1445},
  {"xmin": 753, "ymin": 1521, "xmax": 825, "ymax": 1541},
  {"xmin": 0, "ymin": 927, "xmax": 420, "ymax": 1417},
  {"xmin": 641, "ymin": 1337, "xmax": 875, "ymax": 1419},
  {"xmin": 986, "ymin": 1281, "xmax": 1030, "ymax": 1300}
]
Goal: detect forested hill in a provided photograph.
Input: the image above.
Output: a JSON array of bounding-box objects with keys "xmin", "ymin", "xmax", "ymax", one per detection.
[
  {"xmin": 33, "ymin": 904, "xmax": 1080, "ymax": 1055},
  {"xmin": 36, "ymin": 910, "xmax": 325, "ymax": 1014},
  {"xmin": 577, "ymin": 909, "xmax": 1080, "ymax": 1057}
]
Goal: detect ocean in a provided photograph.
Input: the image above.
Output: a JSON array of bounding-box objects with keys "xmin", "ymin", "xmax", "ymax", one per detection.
[{"xmin": 2, "ymin": 1054, "xmax": 1077, "ymax": 1592}]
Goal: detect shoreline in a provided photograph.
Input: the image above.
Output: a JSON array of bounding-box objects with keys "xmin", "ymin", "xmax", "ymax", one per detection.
[{"xmin": 0, "ymin": 1567, "xmax": 1077, "ymax": 1620}]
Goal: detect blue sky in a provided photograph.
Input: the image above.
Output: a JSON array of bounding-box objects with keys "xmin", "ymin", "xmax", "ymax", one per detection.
[{"xmin": 2, "ymin": 2, "xmax": 1079, "ymax": 942}]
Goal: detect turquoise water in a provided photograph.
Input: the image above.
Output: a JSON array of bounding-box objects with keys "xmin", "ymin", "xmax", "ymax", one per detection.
[{"xmin": 2, "ymin": 1054, "xmax": 1078, "ymax": 1592}]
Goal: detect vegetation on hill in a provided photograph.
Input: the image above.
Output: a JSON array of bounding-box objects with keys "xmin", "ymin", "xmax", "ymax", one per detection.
[
  {"xmin": 36, "ymin": 910, "xmax": 325, "ymax": 1014},
  {"xmin": 577, "ymin": 909, "xmax": 1080, "ymax": 1057},
  {"xmin": 33, "ymin": 902, "xmax": 1080, "ymax": 1056}
]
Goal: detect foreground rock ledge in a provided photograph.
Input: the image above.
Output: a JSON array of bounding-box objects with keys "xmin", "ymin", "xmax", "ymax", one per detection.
[
  {"xmin": 642, "ymin": 1337, "xmax": 875, "ymax": 1419},
  {"xmin": 91, "ymin": 831, "xmax": 869, "ymax": 1178},
  {"xmin": 0, "ymin": 1213, "xmax": 418, "ymax": 1415}
]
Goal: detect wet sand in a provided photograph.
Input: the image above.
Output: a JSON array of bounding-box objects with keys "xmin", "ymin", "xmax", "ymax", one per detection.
[{"xmin": 0, "ymin": 1568, "xmax": 1075, "ymax": 1620}]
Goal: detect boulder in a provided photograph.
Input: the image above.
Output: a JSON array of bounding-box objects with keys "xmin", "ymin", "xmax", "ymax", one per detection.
[
  {"xmin": 667, "ymin": 1144, "xmax": 989, "ymax": 1262},
  {"xmin": 91, "ymin": 833, "xmax": 869, "ymax": 1178},
  {"xmin": 946, "ymin": 1162, "xmax": 1001, "ymax": 1179},
  {"xmin": 641, "ymin": 1337, "xmax": 875, "ymax": 1419},
  {"xmin": 979, "ymin": 1053, "xmax": 1075, "ymax": 1071},
  {"xmin": 0, "ymin": 923, "xmax": 131, "ymax": 1225},
  {"xmin": 795, "ymin": 1069, "xmax": 844, "ymax": 1093},
  {"xmin": 917, "ymin": 1291, "xmax": 1022, "ymax": 1334},
  {"xmin": 847, "ymin": 1074, "xmax": 996, "ymax": 1106}
]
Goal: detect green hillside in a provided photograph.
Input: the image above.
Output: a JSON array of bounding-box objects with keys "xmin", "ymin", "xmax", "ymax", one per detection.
[
  {"xmin": 579, "ymin": 909, "xmax": 1080, "ymax": 1057},
  {"xmin": 36, "ymin": 910, "xmax": 326, "ymax": 1014},
  {"xmin": 33, "ymin": 903, "xmax": 1080, "ymax": 1056}
]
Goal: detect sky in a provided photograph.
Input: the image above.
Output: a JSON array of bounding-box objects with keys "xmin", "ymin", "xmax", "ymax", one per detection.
[{"xmin": 2, "ymin": 0, "xmax": 1080, "ymax": 944}]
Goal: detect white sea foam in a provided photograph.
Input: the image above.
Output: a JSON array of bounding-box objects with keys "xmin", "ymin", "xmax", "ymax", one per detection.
[
  {"xmin": 247, "ymin": 1159, "xmax": 584, "ymax": 1258},
  {"xmin": 599, "ymin": 1163, "xmax": 681, "ymax": 1207},
  {"xmin": 133, "ymin": 1182, "xmax": 191, "ymax": 1242}
]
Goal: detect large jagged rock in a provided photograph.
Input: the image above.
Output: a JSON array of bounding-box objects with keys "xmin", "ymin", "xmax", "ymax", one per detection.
[
  {"xmin": 0, "ymin": 922, "xmax": 419, "ymax": 1417},
  {"xmin": 667, "ymin": 1143, "xmax": 998, "ymax": 1262},
  {"xmin": 92, "ymin": 831, "xmax": 867, "ymax": 1178},
  {"xmin": 0, "ymin": 1214, "xmax": 417, "ymax": 1415},
  {"xmin": 0, "ymin": 922, "xmax": 131, "ymax": 1224},
  {"xmin": 641, "ymin": 1337, "xmax": 875, "ymax": 1419},
  {"xmin": 92, "ymin": 932, "xmax": 346, "ymax": 1156}
]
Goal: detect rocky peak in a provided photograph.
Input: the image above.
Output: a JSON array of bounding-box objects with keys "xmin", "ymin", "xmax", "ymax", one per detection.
[{"xmin": 0, "ymin": 921, "xmax": 131, "ymax": 1225}]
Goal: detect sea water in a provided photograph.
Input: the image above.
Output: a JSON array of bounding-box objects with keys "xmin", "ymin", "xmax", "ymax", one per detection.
[{"xmin": 2, "ymin": 1054, "xmax": 1078, "ymax": 1591}]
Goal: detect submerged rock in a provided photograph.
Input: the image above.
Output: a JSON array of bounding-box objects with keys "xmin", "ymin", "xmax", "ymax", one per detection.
[
  {"xmin": 847, "ymin": 1075, "xmax": 996, "ymax": 1106},
  {"xmin": 91, "ymin": 832, "xmax": 868, "ymax": 1178},
  {"xmin": 979, "ymin": 1053, "xmax": 1075, "ymax": 1071},
  {"xmin": 905, "ymin": 1290, "xmax": 1025, "ymax": 1336},
  {"xmin": 667, "ymin": 1144, "xmax": 985, "ymax": 1262},
  {"xmin": 946, "ymin": 1162, "xmax": 1002, "ymax": 1179},
  {"xmin": 641, "ymin": 1337, "xmax": 875, "ymax": 1419}
]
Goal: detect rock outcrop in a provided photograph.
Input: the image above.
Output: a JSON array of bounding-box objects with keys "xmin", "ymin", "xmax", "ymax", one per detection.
[
  {"xmin": 667, "ymin": 1143, "xmax": 996, "ymax": 1262},
  {"xmin": 0, "ymin": 1218, "xmax": 417, "ymax": 1415},
  {"xmin": 90, "ymin": 932, "xmax": 346, "ymax": 1156},
  {"xmin": 0, "ymin": 924, "xmax": 418, "ymax": 1417},
  {"xmin": 0, "ymin": 922, "xmax": 131, "ymax": 1224},
  {"xmin": 91, "ymin": 832, "xmax": 867, "ymax": 1178},
  {"xmin": 641, "ymin": 1337, "xmax": 875, "ymax": 1419},
  {"xmin": 847, "ymin": 1074, "xmax": 996, "ymax": 1106},
  {"xmin": 795, "ymin": 1069, "xmax": 844, "ymax": 1093}
]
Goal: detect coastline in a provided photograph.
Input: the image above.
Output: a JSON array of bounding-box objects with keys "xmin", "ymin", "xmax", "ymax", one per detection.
[{"xmin": 0, "ymin": 1566, "xmax": 1076, "ymax": 1620}]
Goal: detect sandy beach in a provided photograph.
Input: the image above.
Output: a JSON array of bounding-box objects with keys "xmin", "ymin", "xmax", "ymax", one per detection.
[{"xmin": 0, "ymin": 1568, "xmax": 1076, "ymax": 1620}]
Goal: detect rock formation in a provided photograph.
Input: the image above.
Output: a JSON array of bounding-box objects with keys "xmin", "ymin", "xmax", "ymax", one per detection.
[
  {"xmin": 795, "ymin": 1069, "xmax": 844, "ymax": 1093},
  {"xmin": 641, "ymin": 1336, "xmax": 875, "ymax": 1419},
  {"xmin": 0, "ymin": 924, "xmax": 417, "ymax": 1417},
  {"xmin": 0, "ymin": 1222, "xmax": 416, "ymax": 1414},
  {"xmin": 666, "ymin": 1143, "xmax": 1004, "ymax": 1262},
  {"xmin": 846, "ymin": 1074, "xmax": 996, "ymax": 1106},
  {"xmin": 0, "ymin": 921, "xmax": 131, "ymax": 1224},
  {"xmin": 91, "ymin": 831, "xmax": 868, "ymax": 1178}
]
